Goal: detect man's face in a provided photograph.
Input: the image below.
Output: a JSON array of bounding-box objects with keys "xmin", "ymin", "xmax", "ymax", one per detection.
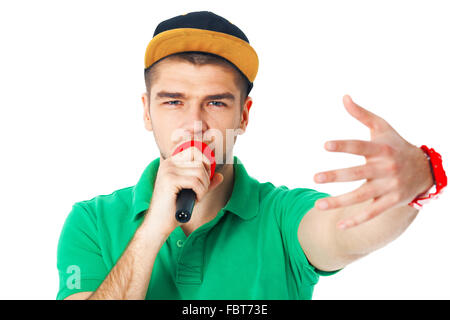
[{"xmin": 141, "ymin": 59, "xmax": 252, "ymax": 172}]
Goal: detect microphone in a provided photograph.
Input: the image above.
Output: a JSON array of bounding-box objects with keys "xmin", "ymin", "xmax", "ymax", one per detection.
[{"xmin": 171, "ymin": 140, "xmax": 216, "ymax": 223}]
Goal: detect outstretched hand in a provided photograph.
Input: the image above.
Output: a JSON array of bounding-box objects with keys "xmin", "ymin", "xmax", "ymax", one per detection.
[{"xmin": 313, "ymin": 95, "xmax": 433, "ymax": 229}]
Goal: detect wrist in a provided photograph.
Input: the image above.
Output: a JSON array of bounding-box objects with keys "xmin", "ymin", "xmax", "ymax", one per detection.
[
  {"xmin": 140, "ymin": 210, "xmax": 174, "ymax": 241},
  {"xmin": 417, "ymin": 146, "xmax": 435, "ymax": 196}
]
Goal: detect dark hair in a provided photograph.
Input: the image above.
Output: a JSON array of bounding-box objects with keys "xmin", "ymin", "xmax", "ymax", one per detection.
[{"xmin": 144, "ymin": 52, "xmax": 250, "ymax": 111}]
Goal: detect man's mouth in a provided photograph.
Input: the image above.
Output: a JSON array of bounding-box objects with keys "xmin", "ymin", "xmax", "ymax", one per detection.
[{"xmin": 171, "ymin": 137, "xmax": 215, "ymax": 155}]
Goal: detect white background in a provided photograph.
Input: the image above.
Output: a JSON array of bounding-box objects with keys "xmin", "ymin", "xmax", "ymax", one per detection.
[{"xmin": 0, "ymin": 0, "xmax": 449, "ymax": 299}]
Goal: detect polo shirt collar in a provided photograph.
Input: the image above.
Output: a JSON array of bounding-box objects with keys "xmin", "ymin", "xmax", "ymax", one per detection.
[{"xmin": 130, "ymin": 156, "xmax": 260, "ymax": 222}]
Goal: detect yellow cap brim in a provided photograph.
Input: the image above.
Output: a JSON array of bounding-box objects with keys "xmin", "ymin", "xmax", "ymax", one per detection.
[{"xmin": 144, "ymin": 28, "xmax": 259, "ymax": 83}]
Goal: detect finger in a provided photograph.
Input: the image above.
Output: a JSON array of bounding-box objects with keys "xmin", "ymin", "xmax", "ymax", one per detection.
[
  {"xmin": 314, "ymin": 163, "xmax": 385, "ymax": 184},
  {"xmin": 176, "ymin": 174, "xmax": 208, "ymax": 201},
  {"xmin": 173, "ymin": 145, "xmax": 210, "ymax": 164},
  {"xmin": 343, "ymin": 95, "xmax": 390, "ymax": 133},
  {"xmin": 172, "ymin": 158, "xmax": 211, "ymax": 184},
  {"xmin": 315, "ymin": 178, "xmax": 388, "ymax": 210},
  {"xmin": 172, "ymin": 147, "xmax": 212, "ymax": 178},
  {"xmin": 176, "ymin": 165, "xmax": 211, "ymax": 190},
  {"xmin": 324, "ymin": 139, "xmax": 384, "ymax": 157},
  {"xmin": 208, "ymin": 173, "xmax": 224, "ymax": 192},
  {"xmin": 337, "ymin": 193, "xmax": 399, "ymax": 229}
]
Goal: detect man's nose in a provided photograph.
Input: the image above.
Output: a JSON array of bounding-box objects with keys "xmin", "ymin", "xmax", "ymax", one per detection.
[{"xmin": 183, "ymin": 105, "xmax": 208, "ymax": 138}]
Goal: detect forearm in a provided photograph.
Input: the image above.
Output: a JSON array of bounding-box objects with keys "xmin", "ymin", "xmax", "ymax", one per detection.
[
  {"xmin": 334, "ymin": 200, "xmax": 419, "ymax": 260},
  {"xmin": 89, "ymin": 216, "xmax": 168, "ymax": 300}
]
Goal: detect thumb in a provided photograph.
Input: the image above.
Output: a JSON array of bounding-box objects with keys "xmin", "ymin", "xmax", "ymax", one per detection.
[{"xmin": 208, "ymin": 172, "xmax": 224, "ymax": 192}]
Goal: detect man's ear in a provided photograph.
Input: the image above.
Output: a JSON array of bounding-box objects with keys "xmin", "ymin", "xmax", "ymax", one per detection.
[
  {"xmin": 238, "ymin": 96, "xmax": 252, "ymax": 134},
  {"xmin": 142, "ymin": 92, "xmax": 153, "ymax": 132}
]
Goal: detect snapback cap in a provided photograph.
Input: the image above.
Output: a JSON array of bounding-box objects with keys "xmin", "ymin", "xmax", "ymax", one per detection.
[{"xmin": 144, "ymin": 11, "xmax": 259, "ymax": 95}]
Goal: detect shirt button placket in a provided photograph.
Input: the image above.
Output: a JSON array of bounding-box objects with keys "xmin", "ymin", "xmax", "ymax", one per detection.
[{"xmin": 176, "ymin": 233, "xmax": 206, "ymax": 285}]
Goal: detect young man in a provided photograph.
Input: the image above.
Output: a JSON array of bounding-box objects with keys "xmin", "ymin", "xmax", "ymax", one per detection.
[{"xmin": 56, "ymin": 11, "xmax": 446, "ymax": 300}]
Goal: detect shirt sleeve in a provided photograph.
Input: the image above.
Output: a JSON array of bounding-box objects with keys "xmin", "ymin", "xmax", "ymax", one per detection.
[
  {"xmin": 277, "ymin": 186, "xmax": 341, "ymax": 285},
  {"xmin": 56, "ymin": 202, "xmax": 108, "ymax": 300}
]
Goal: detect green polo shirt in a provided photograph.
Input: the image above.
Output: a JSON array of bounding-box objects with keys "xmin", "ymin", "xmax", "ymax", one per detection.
[{"xmin": 56, "ymin": 156, "xmax": 338, "ymax": 300}]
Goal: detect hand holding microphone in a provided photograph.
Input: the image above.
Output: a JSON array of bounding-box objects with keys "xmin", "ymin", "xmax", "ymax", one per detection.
[
  {"xmin": 172, "ymin": 140, "xmax": 217, "ymax": 223},
  {"xmin": 143, "ymin": 140, "xmax": 223, "ymax": 237}
]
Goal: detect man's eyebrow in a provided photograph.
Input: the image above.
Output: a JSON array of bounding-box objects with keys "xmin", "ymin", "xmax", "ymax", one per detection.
[
  {"xmin": 155, "ymin": 91, "xmax": 187, "ymax": 100},
  {"xmin": 155, "ymin": 91, "xmax": 235, "ymax": 101},
  {"xmin": 203, "ymin": 92, "xmax": 235, "ymax": 101}
]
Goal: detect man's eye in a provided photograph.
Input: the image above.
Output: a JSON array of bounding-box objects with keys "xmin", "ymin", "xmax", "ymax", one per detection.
[
  {"xmin": 208, "ymin": 101, "xmax": 226, "ymax": 107},
  {"xmin": 165, "ymin": 100, "xmax": 182, "ymax": 105}
]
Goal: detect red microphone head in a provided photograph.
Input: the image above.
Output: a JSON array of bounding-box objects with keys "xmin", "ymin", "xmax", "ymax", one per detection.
[{"xmin": 171, "ymin": 140, "xmax": 216, "ymax": 181}]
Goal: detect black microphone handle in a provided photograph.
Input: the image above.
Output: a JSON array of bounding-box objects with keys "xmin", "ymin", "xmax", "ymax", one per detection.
[{"xmin": 175, "ymin": 188, "xmax": 196, "ymax": 223}]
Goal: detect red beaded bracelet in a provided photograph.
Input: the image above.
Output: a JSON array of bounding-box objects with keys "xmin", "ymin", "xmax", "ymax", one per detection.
[{"xmin": 408, "ymin": 145, "xmax": 447, "ymax": 209}]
